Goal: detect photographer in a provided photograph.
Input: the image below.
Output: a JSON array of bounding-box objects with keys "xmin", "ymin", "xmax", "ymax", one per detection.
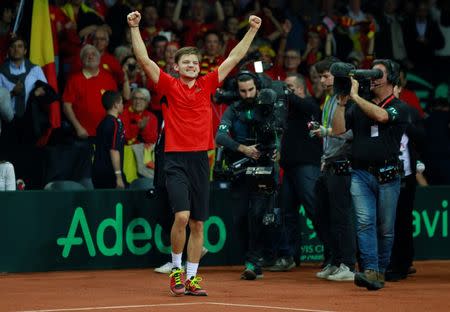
[
  {"xmin": 215, "ymin": 71, "xmax": 277, "ymax": 280},
  {"xmin": 121, "ymin": 55, "xmax": 147, "ymax": 101},
  {"xmin": 311, "ymin": 58, "xmax": 356, "ymax": 282},
  {"xmin": 268, "ymin": 73, "xmax": 322, "ymax": 272},
  {"xmin": 333, "ymin": 59, "xmax": 409, "ymax": 290}
]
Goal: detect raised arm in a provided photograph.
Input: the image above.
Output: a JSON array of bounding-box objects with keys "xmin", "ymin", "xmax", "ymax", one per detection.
[
  {"xmin": 218, "ymin": 15, "xmax": 261, "ymax": 82},
  {"xmin": 127, "ymin": 11, "xmax": 160, "ymax": 84}
]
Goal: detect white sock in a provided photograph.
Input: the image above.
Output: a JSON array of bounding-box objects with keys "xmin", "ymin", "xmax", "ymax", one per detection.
[
  {"xmin": 171, "ymin": 252, "xmax": 182, "ymax": 269},
  {"xmin": 186, "ymin": 262, "xmax": 199, "ymax": 279}
]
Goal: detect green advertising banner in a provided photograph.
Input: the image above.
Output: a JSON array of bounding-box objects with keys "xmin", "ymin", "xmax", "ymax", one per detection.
[{"xmin": 0, "ymin": 186, "xmax": 448, "ymax": 273}]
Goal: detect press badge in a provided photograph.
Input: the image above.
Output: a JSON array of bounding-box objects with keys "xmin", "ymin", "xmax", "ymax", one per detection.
[{"xmin": 370, "ymin": 125, "xmax": 379, "ymax": 137}]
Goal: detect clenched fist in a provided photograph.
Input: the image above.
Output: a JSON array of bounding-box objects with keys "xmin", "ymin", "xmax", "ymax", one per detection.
[
  {"xmin": 127, "ymin": 11, "xmax": 141, "ymax": 28},
  {"xmin": 248, "ymin": 15, "xmax": 262, "ymax": 31}
]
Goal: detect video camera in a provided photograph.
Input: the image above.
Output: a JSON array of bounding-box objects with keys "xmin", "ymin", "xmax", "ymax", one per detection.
[
  {"xmin": 213, "ymin": 77, "xmax": 288, "ymax": 193},
  {"xmin": 330, "ymin": 62, "xmax": 383, "ymax": 99}
]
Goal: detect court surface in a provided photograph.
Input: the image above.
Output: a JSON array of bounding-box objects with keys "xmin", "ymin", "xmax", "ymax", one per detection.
[{"xmin": 1, "ymin": 261, "xmax": 449, "ymax": 312}]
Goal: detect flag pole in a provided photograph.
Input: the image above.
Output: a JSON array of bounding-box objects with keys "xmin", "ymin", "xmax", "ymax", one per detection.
[{"xmin": 12, "ymin": 0, "xmax": 26, "ymax": 33}]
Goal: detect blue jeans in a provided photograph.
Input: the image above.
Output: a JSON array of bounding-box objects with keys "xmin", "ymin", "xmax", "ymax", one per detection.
[{"xmin": 350, "ymin": 169, "xmax": 400, "ymax": 273}]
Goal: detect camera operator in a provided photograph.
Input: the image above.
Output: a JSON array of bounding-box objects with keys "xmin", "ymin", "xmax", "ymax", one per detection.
[
  {"xmin": 267, "ymin": 73, "xmax": 322, "ymax": 272},
  {"xmin": 215, "ymin": 71, "xmax": 276, "ymax": 280},
  {"xmin": 333, "ymin": 59, "xmax": 409, "ymax": 290},
  {"xmin": 310, "ymin": 57, "xmax": 356, "ymax": 282}
]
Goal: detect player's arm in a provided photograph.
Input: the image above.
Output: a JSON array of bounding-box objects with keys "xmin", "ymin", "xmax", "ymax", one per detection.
[
  {"xmin": 218, "ymin": 15, "xmax": 261, "ymax": 83},
  {"xmin": 127, "ymin": 11, "xmax": 160, "ymax": 84}
]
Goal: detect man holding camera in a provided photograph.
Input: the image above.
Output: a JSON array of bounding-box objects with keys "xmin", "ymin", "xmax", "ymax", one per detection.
[
  {"xmin": 310, "ymin": 57, "xmax": 356, "ymax": 282},
  {"xmin": 215, "ymin": 72, "xmax": 275, "ymax": 280},
  {"xmin": 333, "ymin": 59, "xmax": 408, "ymax": 290}
]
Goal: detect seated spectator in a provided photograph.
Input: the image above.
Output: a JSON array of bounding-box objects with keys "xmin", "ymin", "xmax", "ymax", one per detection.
[
  {"xmin": 92, "ymin": 90, "xmax": 126, "ymax": 189},
  {"xmin": 121, "ymin": 88, "xmax": 158, "ymax": 145}
]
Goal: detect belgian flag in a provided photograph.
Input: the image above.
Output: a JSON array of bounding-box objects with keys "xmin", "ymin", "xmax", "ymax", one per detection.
[{"xmin": 29, "ymin": 0, "xmax": 61, "ymax": 145}]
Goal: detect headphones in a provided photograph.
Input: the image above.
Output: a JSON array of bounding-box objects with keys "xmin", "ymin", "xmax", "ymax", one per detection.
[
  {"xmin": 373, "ymin": 59, "xmax": 400, "ymax": 86},
  {"xmin": 235, "ymin": 70, "xmax": 262, "ymax": 90}
]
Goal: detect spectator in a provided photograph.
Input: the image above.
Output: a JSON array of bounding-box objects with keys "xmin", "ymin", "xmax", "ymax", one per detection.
[
  {"xmin": 121, "ymin": 88, "xmax": 158, "ymax": 145},
  {"xmin": 374, "ymin": 0, "xmax": 410, "ymax": 67},
  {"xmin": 402, "ymin": 0, "xmax": 445, "ymax": 76},
  {"xmin": 200, "ymin": 30, "xmax": 225, "ymax": 76},
  {"xmin": 59, "ymin": 0, "xmax": 104, "ymax": 76},
  {"xmin": 121, "ymin": 55, "xmax": 147, "ymax": 101},
  {"xmin": 0, "ymin": 3, "xmax": 14, "ymax": 64},
  {"xmin": 172, "ymin": 0, "xmax": 224, "ymax": 47},
  {"xmin": 63, "ymin": 44, "xmax": 117, "ymax": 139},
  {"xmin": 92, "ymin": 90, "xmax": 126, "ymax": 189},
  {"xmin": 140, "ymin": 3, "xmax": 162, "ymax": 48},
  {"xmin": 92, "ymin": 27, "xmax": 124, "ymax": 85},
  {"xmin": 0, "ymin": 37, "xmax": 49, "ymax": 188}
]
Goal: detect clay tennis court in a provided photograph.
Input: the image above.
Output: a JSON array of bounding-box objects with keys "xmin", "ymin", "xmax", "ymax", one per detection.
[{"xmin": 1, "ymin": 261, "xmax": 449, "ymax": 312}]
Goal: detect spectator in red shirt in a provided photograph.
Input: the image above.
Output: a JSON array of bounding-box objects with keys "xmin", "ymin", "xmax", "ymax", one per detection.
[
  {"xmin": 92, "ymin": 27, "xmax": 124, "ymax": 85},
  {"xmin": 128, "ymin": 10, "xmax": 261, "ymax": 296},
  {"xmin": 121, "ymin": 88, "xmax": 158, "ymax": 145},
  {"xmin": 200, "ymin": 30, "xmax": 225, "ymax": 76},
  {"xmin": 172, "ymin": 0, "xmax": 224, "ymax": 47},
  {"xmin": 398, "ymin": 67, "xmax": 424, "ymax": 117},
  {"xmin": 63, "ymin": 44, "xmax": 117, "ymax": 139}
]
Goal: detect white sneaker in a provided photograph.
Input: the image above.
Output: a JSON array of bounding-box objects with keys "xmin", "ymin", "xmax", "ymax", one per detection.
[
  {"xmin": 327, "ymin": 263, "xmax": 355, "ymax": 281},
  {"xmin": 316, "ymin": 264, "xmax": 338, "ymax": 279},
  {"xmin": 154, "ymin": 262, "xmax": 173, "ymax": 274}
]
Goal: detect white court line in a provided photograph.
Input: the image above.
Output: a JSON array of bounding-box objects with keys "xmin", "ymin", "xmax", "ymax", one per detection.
[
  {"xmin": 16, "ymin": 302, "xmax": 336, "ymax": 312},
  {"xmin": 17, "ymin": 302, "xmax": 203, "ymax": 312},
  {"xmin": 208, "ymin": 302, "xmax": 336, "ymax": 312}
]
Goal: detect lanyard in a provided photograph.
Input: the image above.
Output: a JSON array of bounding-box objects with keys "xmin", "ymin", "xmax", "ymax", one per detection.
[
  {"xmin": 379, "ymin": 94, "xmax": 395, "ymax": 109},
  {"xmin": 322, "ymin": 95, "xmax": 331, "ymax": 128}
]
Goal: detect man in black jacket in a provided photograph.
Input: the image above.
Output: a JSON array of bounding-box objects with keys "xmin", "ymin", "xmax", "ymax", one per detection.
[{"xmin": 268, "ymin": 73, "xmax": 322, "ymax": 271}]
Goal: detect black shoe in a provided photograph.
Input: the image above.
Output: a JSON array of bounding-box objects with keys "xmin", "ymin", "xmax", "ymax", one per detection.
[
  {"xmin": 385, "ymin": 271, "xmax": 407, "ymax": 282},
  {"xmin": 354, "ymin": 270, "xmax": 384, "ymax": 291},
  {"xmin": 241, "ymin": 262, "xmax": 263, "ymax": 280},
  {"xmin": 408, "ymin": 266, "xmax": 417, "ymax": 275},
  {"xmin": 268, "ymin": 257, "xmax": 296, "ymax": 272}
]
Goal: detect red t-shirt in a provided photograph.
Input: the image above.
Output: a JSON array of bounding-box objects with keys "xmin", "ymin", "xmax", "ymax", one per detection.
[
  {"xmin": 71, "ymin": 52, "xmax": 124, "ymax": 85},
  {"xmin": 121, "ymin": 106, "xmax": 159, "ymax": 144},
  {"xmin": 63, "ymin": 70, "xmax": 117, "ymax": 136},
  {"xmin": 155, "ymin": 69, "xmax": 219, "ymax": 152},
  {"xmin": 400, "ymin": 88, "xmax": 424, "ymax": 118}
]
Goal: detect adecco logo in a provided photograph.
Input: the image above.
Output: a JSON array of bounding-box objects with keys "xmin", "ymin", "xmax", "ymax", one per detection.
[{"xmin": 57, "ymin": 203, "xmax": 227, "ymax": 257}]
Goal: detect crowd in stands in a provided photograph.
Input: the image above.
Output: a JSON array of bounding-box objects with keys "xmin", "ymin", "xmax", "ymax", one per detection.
[{"xmin": 0, "ymin": 0, "xmax": 449, "ymax": 191}]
